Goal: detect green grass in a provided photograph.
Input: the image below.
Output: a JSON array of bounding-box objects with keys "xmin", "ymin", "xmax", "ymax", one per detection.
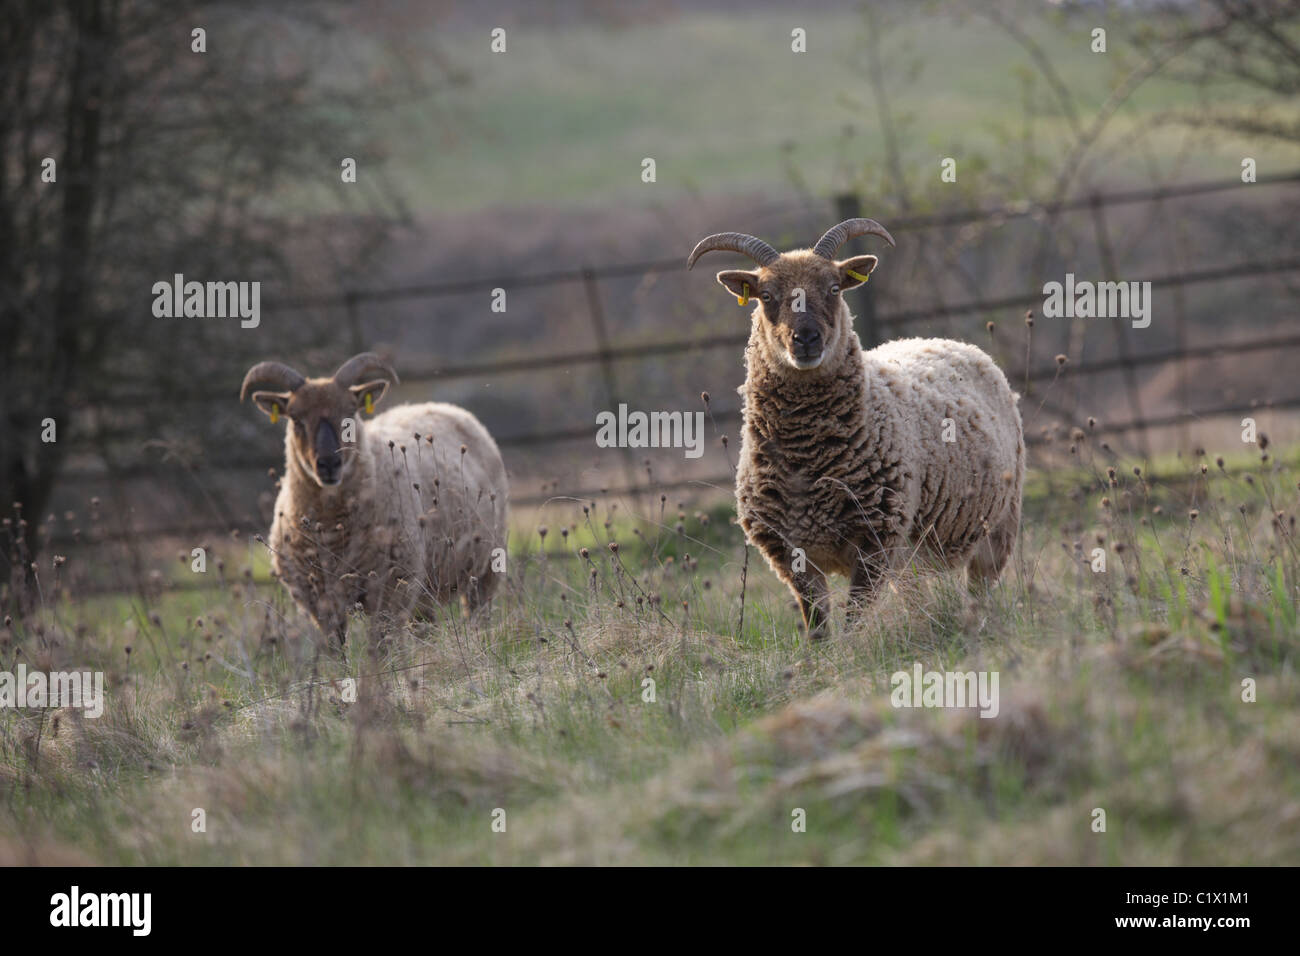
[
  {"xmin": 286, "ymin": 8, "xmax": 1300, "ymax": 216},
  {"xmin": 3, "ymin": 439, "xmax": 1299, "ymax": 864}
]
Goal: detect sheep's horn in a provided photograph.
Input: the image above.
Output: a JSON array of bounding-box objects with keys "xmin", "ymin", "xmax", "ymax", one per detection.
[
  {"xmin": 687, "ymin": 232, "xmax": 780, "ymax": 270},
  {"xmin": 332, "ymin": 352, "xmax": 400, "ymax": 388},
  {"xmin": 240, "ymin": 361, "xmax": 305, "ymax": 401},
  {"xmin": 812, "ymin": 218, "xmax": 896, "ymax": 259}
]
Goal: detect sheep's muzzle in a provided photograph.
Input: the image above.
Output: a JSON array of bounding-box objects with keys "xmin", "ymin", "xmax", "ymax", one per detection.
[
  {"xmin": 789, "ymin": 323, "xmax": 824, "ymax": 368},
  {"xmin": 315, "ymin": 420, "xmax": 343, "ymax": 486}
]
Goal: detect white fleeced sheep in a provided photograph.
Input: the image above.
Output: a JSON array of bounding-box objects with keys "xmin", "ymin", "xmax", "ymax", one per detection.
[
  {"xmin": 688, "ymin": 220, "xmax": 1024, "ymax": 639},
  {"xmin": 241, "ymin": 353, "xmax": 509, "ymax": 644}
]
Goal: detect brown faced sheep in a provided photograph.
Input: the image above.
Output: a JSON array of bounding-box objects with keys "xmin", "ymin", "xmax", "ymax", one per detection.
[
  {"xmin": 689, "ymin": 220, "xmax": 1024, "ymax": 639},
  {"xmin": 241, "ymin": 353, "xmax": 508, "ymax": 645}
]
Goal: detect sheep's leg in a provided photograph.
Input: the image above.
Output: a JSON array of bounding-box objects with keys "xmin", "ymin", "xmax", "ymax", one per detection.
[
  {"xmin": 790, "ymin": 569, "xmax": 830, "ymax": 641},
  {"xmin": 312, "ymin": 610, "xmax": 348, "ymax": 655},
  {"xmin": 461, "ymin": 574, "xmax": 491, "ymax": 622},
  {"xmin": 968, "ymin": 503, "xmax": 1019, "ymax": 590},
  {"xmin": 746, "ymin": 516, "xmax": 830, "ymax": 639},
  {"xmin": 846, "ymin": 558, "xmax": 887, "ymax": 631}
]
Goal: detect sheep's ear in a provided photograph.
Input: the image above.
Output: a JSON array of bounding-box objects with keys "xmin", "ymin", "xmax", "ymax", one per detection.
[
  {"xmin": 716, "ymin": 270, "xmax": 761, "ymax": 305},
  {"xmin": 250, "ymin": 391, "xmax": 292, "ymax": 424},
  {"xmin": 349, "ymin": 379, "xmax": 390, "ymax": 415},
  {"xmin": 837, "ymin": 255, "xmax": 879, "ymax": 291}
]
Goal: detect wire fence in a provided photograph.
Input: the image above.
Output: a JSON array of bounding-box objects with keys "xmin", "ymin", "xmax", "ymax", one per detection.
[{"xmin": 48, "ymin": 170, "xmax": 1300, "ymax": 560}]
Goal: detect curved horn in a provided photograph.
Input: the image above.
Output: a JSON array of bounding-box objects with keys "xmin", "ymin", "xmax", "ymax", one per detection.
[
  {"xmin": 240, "ymin": 361, "xmax": 305, "ymax": 401},
  {"xmin": 812, "ymin": 218, "xmax": 896, "ymax": 259},
  {"xmin": 331, "ymin": 352, "xmax": 399, "ymax": 388},
  {"xmin": 686, "ymin": 232, "xmax": 780, "ymax": 270}
]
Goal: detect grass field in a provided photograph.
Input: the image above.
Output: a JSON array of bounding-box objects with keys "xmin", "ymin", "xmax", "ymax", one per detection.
[
  {"xmin": 3, "ymin": 436, "xmax": 1298, "ymax": 865},
  {"xmin": 293, "ymin": 6, "xmax": 1300, "ymax": 216}
]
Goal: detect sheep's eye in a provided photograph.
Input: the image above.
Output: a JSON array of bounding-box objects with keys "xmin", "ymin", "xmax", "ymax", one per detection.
[
  {"xmin": 760, "ymin": 291, "xmax": 772, "ymax": 303},
  {"xmin": 830, "ymin": 284, "xmax": 840, "ymax": 296}
]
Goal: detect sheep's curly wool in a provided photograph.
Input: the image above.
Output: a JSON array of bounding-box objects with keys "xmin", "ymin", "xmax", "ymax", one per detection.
[
  {"xmin": 270, "ymin": 402, "xmax": 507, "ymax": 639},
  {"xmin": 736, "ymin": 328, "xmax": 1023, "ymax": 633}
]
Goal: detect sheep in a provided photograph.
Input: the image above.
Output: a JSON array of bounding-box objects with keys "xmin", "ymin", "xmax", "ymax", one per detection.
[
  {"xmin": 688, "ymin": 219, "xmax": 1024, "ymax": 639},
  {"xmin": 240, "ymin": 352, "xmax": 508, "ymax": 645}
]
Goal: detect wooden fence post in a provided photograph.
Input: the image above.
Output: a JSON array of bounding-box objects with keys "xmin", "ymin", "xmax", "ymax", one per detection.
[
  {"xmin": 345, "ymin": 291, "xmax": 364, "ymax": 355},
  {"xmin": 835, "ymin": 193, "xmax": 879, "ymax": 348},
  {"xmin": 582, "ymin": 268, "xmax": 641, "ymax": 507},
  {"xmin": 1089, "ymin": 193, "xmax": 1151, "ymax": 460}
]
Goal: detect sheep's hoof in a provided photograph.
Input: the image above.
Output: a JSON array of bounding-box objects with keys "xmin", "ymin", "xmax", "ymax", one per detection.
[{"xmin": 807, "ymin": 623, "xmax": 830, "ymax": 643}]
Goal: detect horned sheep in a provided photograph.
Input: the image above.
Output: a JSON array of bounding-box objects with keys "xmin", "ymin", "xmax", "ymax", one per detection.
[
  {"xmin": 240, "ymin": 352, "xmax": 508, "ymax": 644},
  {"xmin": 688, "ymin": 219, "xmax": 1024, "ymax": 639}
]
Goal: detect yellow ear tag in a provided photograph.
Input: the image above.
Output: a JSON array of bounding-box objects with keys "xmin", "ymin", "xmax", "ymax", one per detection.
[
  {"xmin": 846, "ymin": 269, "xmax": 871, "ymax": 284},
  {"xmin": 364, "ymin": 392, "xmax": 374, "ymax": 415},
  {"xmin": 739, "ymin": 282, "xmax": 749, "ymax": 306},
  {"xmin": 270, "ymin": 404, "xmax": 280, "ymax": 424}
]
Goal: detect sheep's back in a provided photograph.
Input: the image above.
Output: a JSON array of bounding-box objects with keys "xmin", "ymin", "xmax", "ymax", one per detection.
[
  {"xmin": 362, "ymin": 402, "xmax": 508, "ymax": 599},
  {"xmin": 866, "ymin": 337, "xmax": 1022, "ymax": 560}
]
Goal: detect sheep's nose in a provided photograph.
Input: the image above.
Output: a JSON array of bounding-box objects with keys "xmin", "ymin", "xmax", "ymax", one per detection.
[
  {"xmin": 792, "ymin": 328, "xmax": 821, "ymax": 346},
  {"xmin": 316, "ymin": 455, "xmax": 341, "ymax": 483}
]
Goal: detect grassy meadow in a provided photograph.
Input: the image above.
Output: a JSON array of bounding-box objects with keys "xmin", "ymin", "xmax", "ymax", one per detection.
[
  {"xmin": 4, "ymin": 1, "xmax": 1299, "ymax": 868},
  {"xmin": 297, "ymin": 7, "xmax": 1300, "ymax": 217},
  {"xmin": 3, "ymin": 432, "xmax": 1298, "ymax": 865}
]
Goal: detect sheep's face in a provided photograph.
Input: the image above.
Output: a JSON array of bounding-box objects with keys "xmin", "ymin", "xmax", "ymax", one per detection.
[
  {"xmin": 716, "ymin": 251, "xmax": 879, "ymax": 372},
  {"xmin": 251, "ymin": 378, "xmax": 390, "ymax": 488}
]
